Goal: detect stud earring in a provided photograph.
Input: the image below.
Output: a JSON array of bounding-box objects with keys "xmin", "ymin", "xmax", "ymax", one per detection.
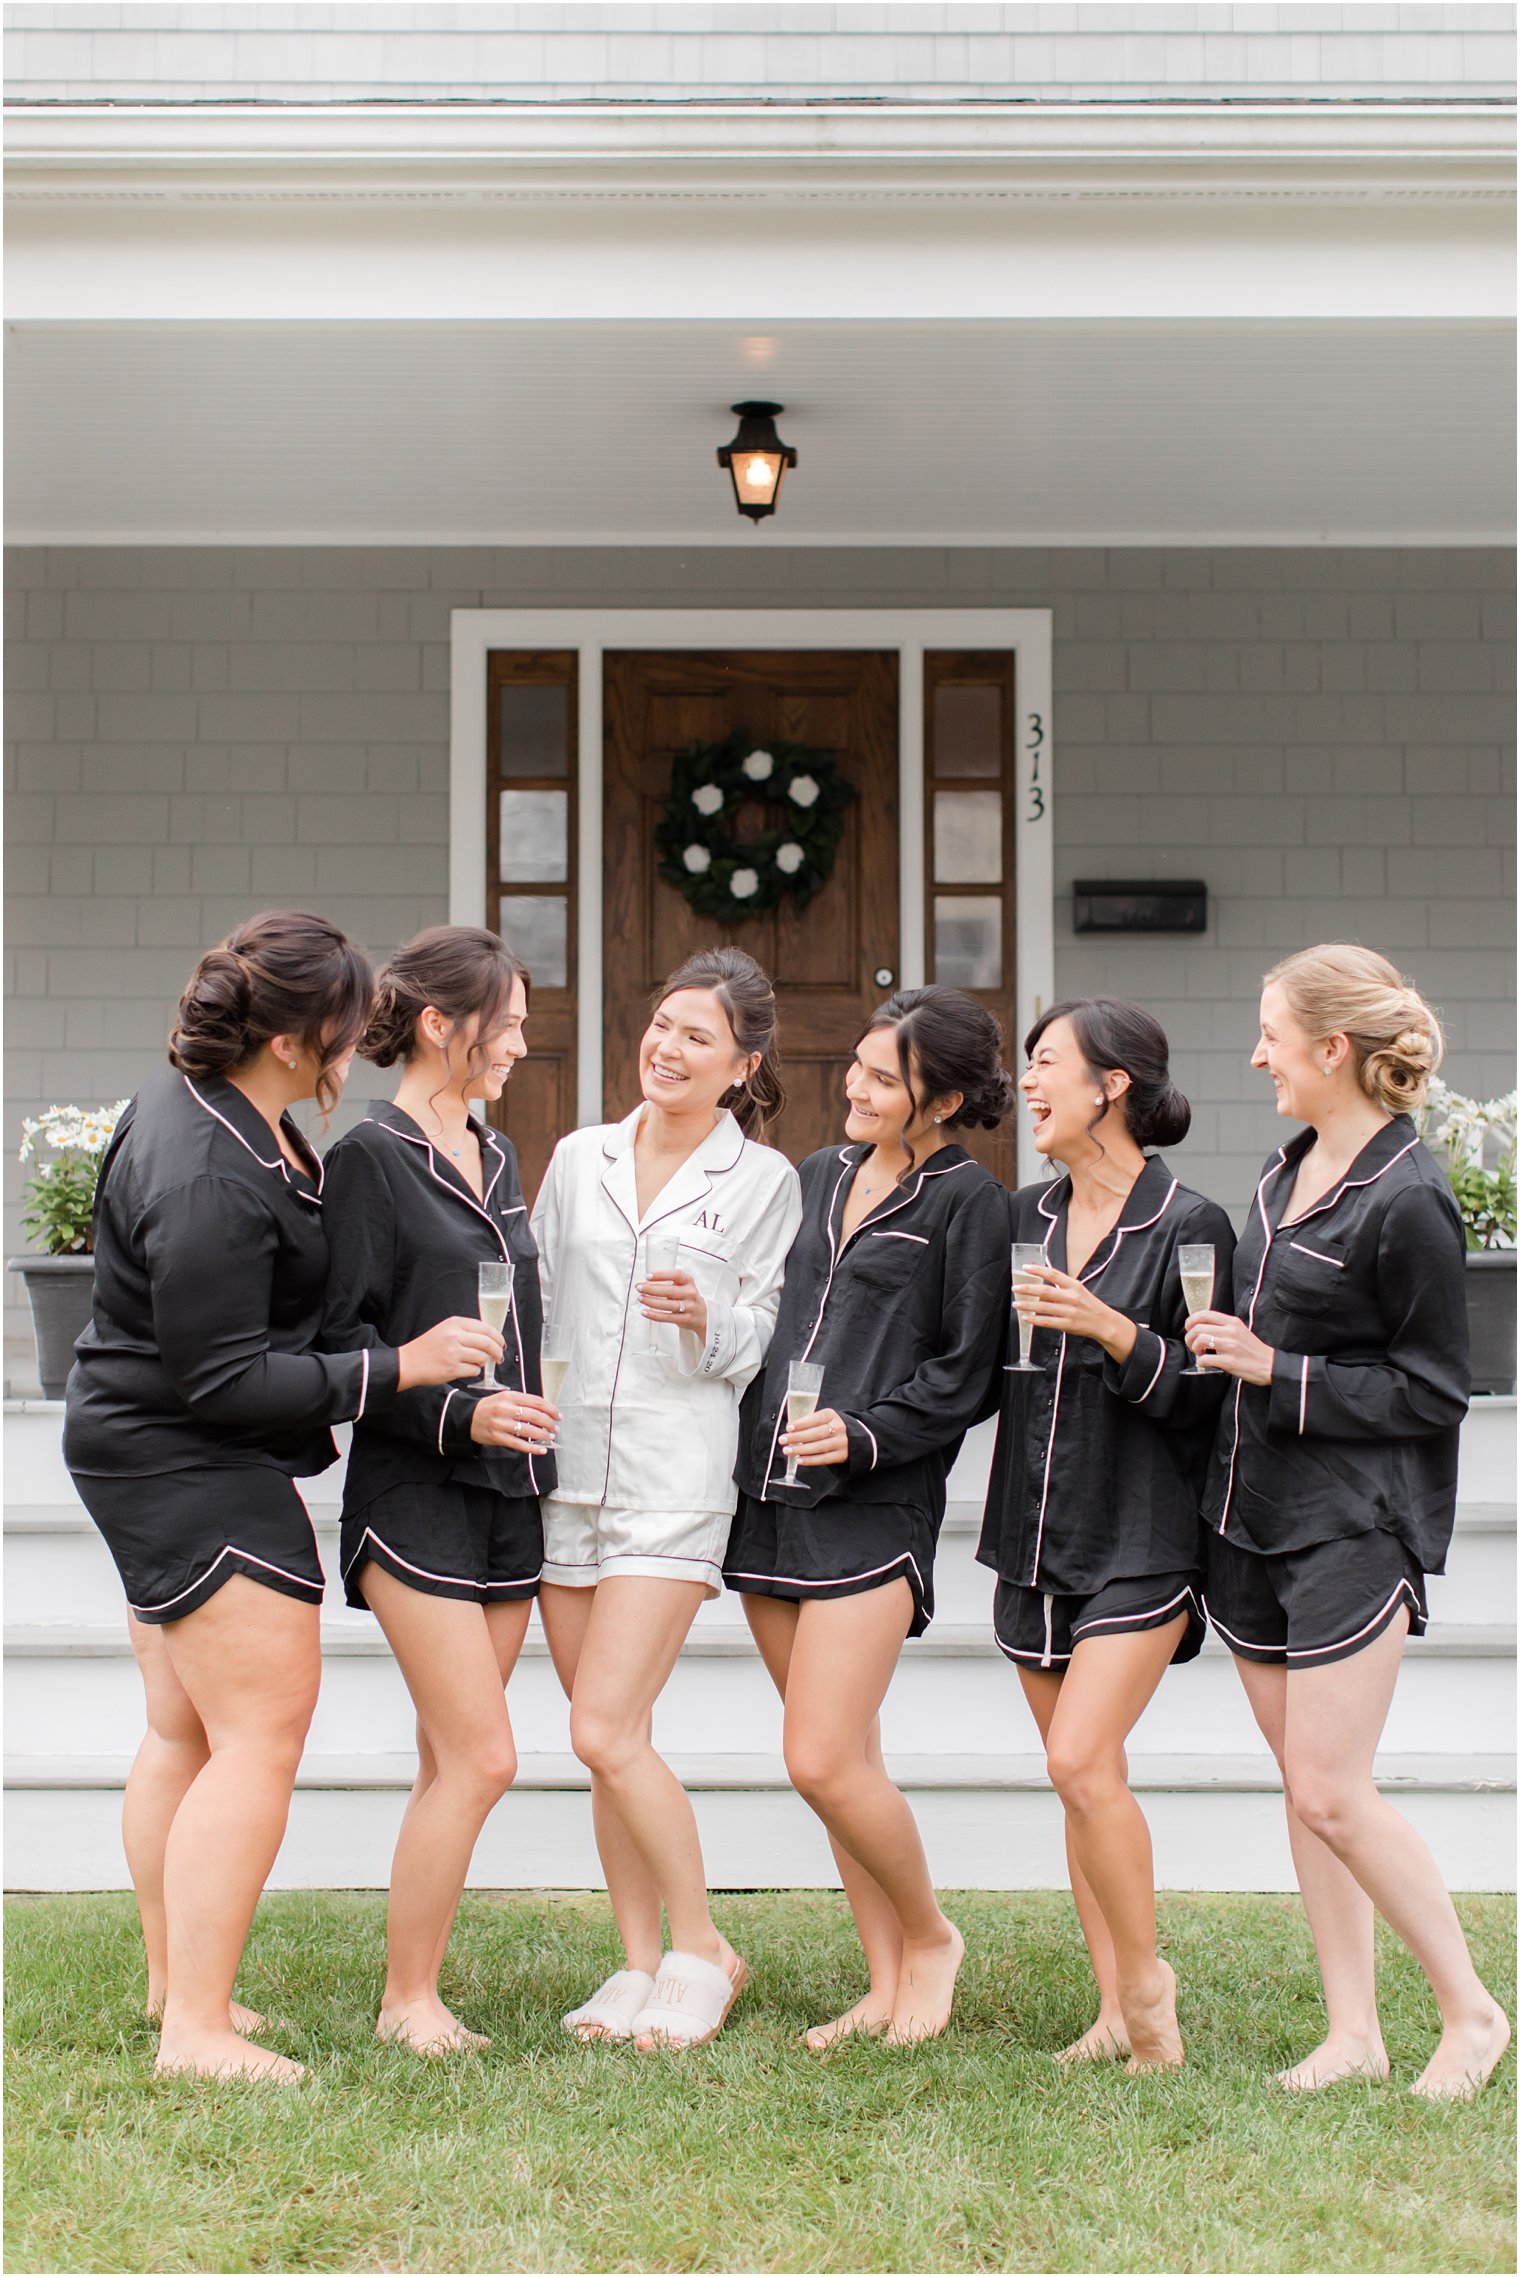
[
  {"xmin": 933, "ymin": 1114, "xmax": 942, "ymax": 1125},
  {"xmin": 288, "ymin": 1059, "xmax": 298, "ymax": 1070},
  {"xmin": 1095, "ymin": 1094, "xmax": 1104, "ymax": 1106}
]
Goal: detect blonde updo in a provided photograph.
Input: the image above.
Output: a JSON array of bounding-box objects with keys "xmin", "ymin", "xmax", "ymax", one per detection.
[{"xmin": 1263, "ymin": 944, "xmax": 1444, "ymax": 1116}]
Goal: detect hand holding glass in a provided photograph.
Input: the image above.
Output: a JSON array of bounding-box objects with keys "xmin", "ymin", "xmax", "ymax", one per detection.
[
  {"xmin": 477, "ymin": 1261, "xmax": 513, "ymax": 1383},
  {"xmin": 1178, "ymin": 1245, "xmax": 1215, "ymax": 1376},
  {"xmin": 782, "ymin": 1361, "xmax": 825, "ymax": 1488},
  {"xmin": 1006, "ymin": 1244, "xmax": 1045, "ymax": 1372},
  {"xmin": 642, "ymin": 1230, "xmax": 683, "ymax": 1356}
]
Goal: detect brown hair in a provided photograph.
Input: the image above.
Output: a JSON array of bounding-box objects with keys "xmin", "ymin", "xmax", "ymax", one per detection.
[
  {"xmin": 654, "ymin": 947, "xmax": 785, "ymax": 1141},
  {"xmin": 1263, "ymin": 943, "xmax": 1444, "ymax": 1116},
  {"xmin": 362, "ymin": 926, "xmax": 528, "ymax": 1085},
  {"xmin": 863, "ymin": 986, "xmax": 1015, "ymax": 1184},
  {"xmin": 168, "ymin": 910, "xmax": 374, "ymax": 1116}
]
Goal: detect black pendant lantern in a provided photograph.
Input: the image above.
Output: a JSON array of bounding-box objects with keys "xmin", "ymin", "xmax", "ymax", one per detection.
[{"xmin": 716, "ymin": 400, "xmax": 797, "ymax": 524}]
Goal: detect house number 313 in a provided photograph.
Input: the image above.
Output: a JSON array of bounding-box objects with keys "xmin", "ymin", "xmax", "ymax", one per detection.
[{"xmin": 1026, "ymin": 713, "xmax": 1046, "ymax": 822}]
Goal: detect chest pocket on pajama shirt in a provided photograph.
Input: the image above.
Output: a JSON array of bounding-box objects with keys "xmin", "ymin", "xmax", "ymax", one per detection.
[{"xmin": 1275, "ymin": 1237, "xmax": 1348, "ymax": 1319}]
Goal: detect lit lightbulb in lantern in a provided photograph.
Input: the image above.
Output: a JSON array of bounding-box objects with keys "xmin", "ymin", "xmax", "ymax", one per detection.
[{"xmin": 743, "ymin": 456, "xmax": 774, "ymax": 492}]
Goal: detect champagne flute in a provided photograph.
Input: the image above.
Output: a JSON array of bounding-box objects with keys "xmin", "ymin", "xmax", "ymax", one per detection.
[
  {"xmin": 1006, "ymin": 1243, "xmax": 1045, "ymax": 1372},
  {"xmin": 477, "ymin": 1260, "xmax": 513, "ymax": 1385},
  {"xmin": 1178, "ymin": 1244, "xmax": 1215, "ymax": 1377},
  {"xmin": 540, "ymin": 1323, "xmax": 572, "ymax": 1415},
  {"xmin": 781, "ymin": 1360, "xmax": 825, "ymax": 1488},
  {"xmin": 642, "ymin": 1229, "xmax": 682, "ymax": 1357}
]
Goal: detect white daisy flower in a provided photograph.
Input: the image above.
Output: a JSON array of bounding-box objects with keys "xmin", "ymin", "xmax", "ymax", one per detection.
[{"xmin": 788, "ymin": 773, "xmax": 820, "ymax": 808}]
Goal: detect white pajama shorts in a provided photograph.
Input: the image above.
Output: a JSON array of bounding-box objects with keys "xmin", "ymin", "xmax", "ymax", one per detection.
[{"xmin": 540, "ymin": 1496, "xmax": 731, "ymax": 1597}]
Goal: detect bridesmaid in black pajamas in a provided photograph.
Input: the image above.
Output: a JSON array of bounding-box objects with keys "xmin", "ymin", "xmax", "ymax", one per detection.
[
  {"xmin": 977, "ymin": 998, "xmax": 1234, "ymax": 2072},
  {"xmin": 63, "ymin": 911, "xmax": 499, "ymax": 2083},
  {"xmin": 322, "ymin": 926, "xmax": 559, "ymax": 2057},
  {"xmin": 1188, "ymin": 943, "xmax": 1510, "ymax": 2100},
  {"xmin": 727, "ymin": 988, "xmax": 1013, "ymax": 2047}
]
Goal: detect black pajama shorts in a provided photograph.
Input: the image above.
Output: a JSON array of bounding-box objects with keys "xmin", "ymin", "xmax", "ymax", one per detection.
[
  {"xmin": 341, "ymin": 1481, "xmax": 544, "ymax": 1611},
  {"xmin": 993, "ymin": 1570, "xmax": 1205, "ymax": 1672},
  {"xmin": 71, "ymin": 1464, "xmax": 326, "ymax": 1625},
  {"xmin": 723, "ymin": 1491, "xmax": 939, "ymax": 1638},
  {"xmin": 1204, "ymin": 1526, "xmax": 1428, "ymax": 1669}
]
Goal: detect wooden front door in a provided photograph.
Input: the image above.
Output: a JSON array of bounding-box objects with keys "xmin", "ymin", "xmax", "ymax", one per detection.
[{"xmin": 603, "ymin": 650, "xmax": 900, "ymax": 1166}]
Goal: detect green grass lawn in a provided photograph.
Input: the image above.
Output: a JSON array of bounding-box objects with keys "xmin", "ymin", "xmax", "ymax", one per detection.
[{"xmin": 5, "ymin": 1889, "xmax": 1514, "ymax": 2275}]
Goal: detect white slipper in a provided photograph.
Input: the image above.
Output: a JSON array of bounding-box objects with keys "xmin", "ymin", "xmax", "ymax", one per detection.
[
  {"xmin": 561, "ymin": 1967, "xmax": 655, "ymax": 2042},
  {"xmin": 631, "ymin": 1950, "xmax": 749, "ymax": 2051}
]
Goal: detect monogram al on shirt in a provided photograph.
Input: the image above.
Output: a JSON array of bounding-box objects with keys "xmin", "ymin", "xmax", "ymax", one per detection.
[{"xmin": 530, "ymin": 1105, "xmax": 803, "ymax": 1515}]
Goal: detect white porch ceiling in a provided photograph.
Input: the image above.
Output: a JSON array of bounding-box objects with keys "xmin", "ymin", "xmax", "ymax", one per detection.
[{"xmin": 5, "ymin": 318, "xmax": 1514, "ymax": 546}]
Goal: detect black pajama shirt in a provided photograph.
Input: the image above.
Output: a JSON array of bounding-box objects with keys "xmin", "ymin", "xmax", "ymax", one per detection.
[
  {"xmin": 976, "ymin": 1154, "xmax": 1236, "ymax": 1669},
  {"xmin": 320, "ymin": 1101, "xmax": 553, "ymax": 1609},
  {"xmin": 1200, "ymin": 1115, "xmax": 1469, "ymax": 1668},
  {"xmin": 726, "ymin": 1140, "xmax": 1009, "ymax": 1637},
  {"xmin": 63, "ymin": 1065, "xmax": 402, "ymax": 1623}
]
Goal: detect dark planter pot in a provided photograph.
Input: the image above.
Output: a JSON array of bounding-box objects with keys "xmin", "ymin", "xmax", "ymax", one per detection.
[
  {"xmin": 1466, "ymin": 1249, "xmax": 1517, "ymax": 1398},
  {"xmin": 7, "ymin": 1254, "xmax": 94, "ymax": 1399}
]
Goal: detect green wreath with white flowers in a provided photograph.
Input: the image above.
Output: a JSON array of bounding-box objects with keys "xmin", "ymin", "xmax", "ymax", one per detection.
[{"xmin": 654, "ymin": 729, "xmax": 857, "ymax": 927}]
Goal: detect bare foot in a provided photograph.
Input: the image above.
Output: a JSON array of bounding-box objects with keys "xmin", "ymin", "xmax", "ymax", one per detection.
[
  {"xmin": 148, "ymin": 1997, "xmax": 269, "ymax": 2038},
  {"xmin": 886, "ymin": 1922, "xmax": 964, "ymax": 2045},
  {"xmin": 155, "ymin": 2028, "xmax": 304, "ymax": 2084},
  {"xmin": 803, "ymin": 1993, "xmax": 895, "ymax": 2052},
  {"xmin": 1055, "ymin": 2011, "xmax": 1131, "ymax": 2064},
  {"xmin": 377, "ymin": 1997, "xmax": 490, "ymax": 2057},
  {"xmin": 1122, "ymin": 1957, "xmax": 1184, "ymax": 2074},
  {"xmin": 1276, "ymin": 2034, "xmax": 1390, "ymax": 2092},
  {"xmin": 1411, "ymin": 2002, "xmax": 1511, "ymax": 2103}
]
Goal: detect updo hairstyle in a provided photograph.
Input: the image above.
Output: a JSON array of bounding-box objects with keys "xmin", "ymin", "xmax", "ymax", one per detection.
[
  {"xmin": 655, "ymin": 947, "xmax": 786, "ymax": 1142},
  {"xmin": 168, "ymin": 909, "xmax": 374, "ymax": 1116},
  {"xmin": 1263, "ymin": 943, "xmax": 1444, "ymax": 1116},
  {"xmin": 1026, "ymin": 998, "xmax": 1191, "ymax": 1152},
  {"xmin": 863, "ymin": 987, "xmax": 1016, "ymax": 1183},
  {"xmin": 363, "ymin": 926, "xmax": 528, "ymax": 1086}
]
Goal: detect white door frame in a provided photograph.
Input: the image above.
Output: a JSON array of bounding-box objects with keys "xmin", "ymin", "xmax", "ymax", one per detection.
[{"xmin": 451, "ymin": 608, "xmax": 1054, "ymax": 1184}]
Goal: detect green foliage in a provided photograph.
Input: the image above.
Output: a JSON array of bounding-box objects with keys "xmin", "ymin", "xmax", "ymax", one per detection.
[
  {"xmin": 17, "ymin": 1101, "xmax": 128, "ymax": 1257},
  {"xmin": 655, "ymin": 731, "xmax": 856, "ymax": 928},
  {"xmin": 5, "ymin": 1889, "xmax": 1514, "ymax": 2274}
]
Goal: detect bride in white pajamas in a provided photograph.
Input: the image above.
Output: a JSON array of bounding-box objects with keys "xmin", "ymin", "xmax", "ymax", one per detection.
[{"xmin": 531, "ymin": 947, "xmax": 801, "ymax": 2051}]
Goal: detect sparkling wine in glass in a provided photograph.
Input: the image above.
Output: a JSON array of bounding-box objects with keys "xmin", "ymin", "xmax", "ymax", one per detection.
[
  {"xmin": 1178, "ymin": 1244, "xmax": 1215, "ymax": 1377},
  {"xmin": 1006, "ymin": 1243, "xmax": 1045, "ymax": 1372},
  {"xmin": 540, "ymin": 1324, "xmax": 572, "ymax": 1412},
  {"xmin": 782, "ymin": 1360, "xmax": 825, "ymax": 1488},
  {"xmin": 642, "ymin": 1229, "xmax": 683, "ymax": 1357},
  {"xmin": 477, "ymin": 1260, "xmax": 513, "ymax": 1384}
]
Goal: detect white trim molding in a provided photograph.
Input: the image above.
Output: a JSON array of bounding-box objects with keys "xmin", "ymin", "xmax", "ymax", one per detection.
[{"xmin": 451, "ymin": 608, "xmax": 1054, "ymax": 1185}]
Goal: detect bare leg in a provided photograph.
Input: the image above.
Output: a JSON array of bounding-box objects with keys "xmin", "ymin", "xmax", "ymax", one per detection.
[
  {"xmin": 360, "ymin": 1568, "xmax": 529, "ymax": 2055},
  {"xmin": 1018, "ymin": 1665, "xmax": 1128, "ymax": 2061},
  {"xmin": 778, "ymin": 1585, "xmax": 962, "ymax": 2045},
  {"xmin": 152, "ymin": 1577, "xmax": 321, "ymax": 2083},
  {"xmin": 1276, "ymin": 1616, "xmax": 1511, "ymax": 2101},
  {"xmin": 1042, "ymin": 1621, "xmax": 1188, "ymax": 2071},
  {"xmin": 745, "ymin": 1595, "xmax": 902, "ymax": 2046},
  {"xmin": 539, "ymin": 1583, "xmax": 665, "ymax": 1979},
  {"xmin": 1233, "ymin": 1654, "xmax": 1388, "ymax": 2089},
  {"xmin": 564, "ymin": 1575, "xmax": 747, "ymax": 2050}
]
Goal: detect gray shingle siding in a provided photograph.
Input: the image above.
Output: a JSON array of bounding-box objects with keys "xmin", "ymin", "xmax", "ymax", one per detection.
[{"xmin": 5, "ymin": 539, "xmax": 1514, "ymax": 1375}]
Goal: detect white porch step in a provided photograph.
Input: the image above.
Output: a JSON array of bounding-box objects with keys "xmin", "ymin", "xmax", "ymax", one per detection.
[
  {"xmin": 7, "ymin": 1617, "xmax": 1514, "ymax": 1764},
  {"xmin": 6, "ymin": 1750, "xmax": 1512, "ymax": 1896},
  {"xmin": 4, "ymin": 1495, "xmax": 1511, "ymax": 1632}
]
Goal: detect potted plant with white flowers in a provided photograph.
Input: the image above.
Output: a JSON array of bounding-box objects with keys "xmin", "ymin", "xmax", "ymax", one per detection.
[
  {"xmin": 1418, "ymin": 1078, "xmax": 1517, "ymax": 1396},
  {"xmin": 9, "ymin": 1100, "xmax": 128, "ymax": 1398}
]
